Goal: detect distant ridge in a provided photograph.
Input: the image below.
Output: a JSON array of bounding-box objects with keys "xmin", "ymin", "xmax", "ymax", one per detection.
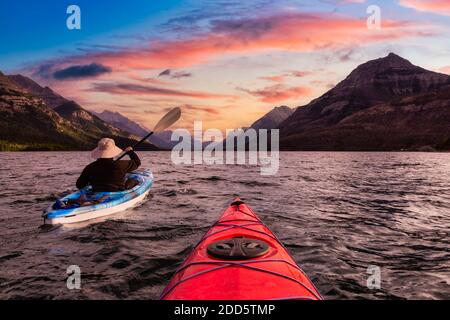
[
  {"xmin": 94, "ymin": 110, "xmax": 178, "ymax": 150},
  {"xmin": 251, "ymin": 106, "xmax": 294, "ymax": 130},
  {"xmin": 214, "ymin": 105, "xmax": 294, "ymax": 151}
]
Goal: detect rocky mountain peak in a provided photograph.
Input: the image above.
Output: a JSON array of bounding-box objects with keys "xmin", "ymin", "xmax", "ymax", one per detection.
[
  {"xmin": 96, "ymin": 110, "xmax": 126, "ymax": 122},
  {"xmin": 384, "ymin": 52, "xmax": 415, "ymax": 67},
  {"xmin": 339, "ymin": 53, "xmax": 424, "ymax": 88},
  {"xmin": 251, "ymin": 105, "xmax": 294, "ymax": 130},
  {"xmin": 309, "ymin": 53, "xmax": 450, "ymax": 112}
]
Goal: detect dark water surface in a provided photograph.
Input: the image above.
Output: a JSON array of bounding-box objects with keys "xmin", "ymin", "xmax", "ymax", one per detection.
[{"xmin": 0, "ymin": 152, "xmax": 449, "ymax": 300}]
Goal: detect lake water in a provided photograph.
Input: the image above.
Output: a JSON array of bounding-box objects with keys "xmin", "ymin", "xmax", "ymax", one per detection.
[{"xmin": 0, "ymin": 152, "xmax": 449, "ymax": 300}]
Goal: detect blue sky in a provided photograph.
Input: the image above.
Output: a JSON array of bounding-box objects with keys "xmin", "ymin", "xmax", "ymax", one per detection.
[{"xmin": 0, "ymin": 0, "xmax": 185, "ymax": 67}]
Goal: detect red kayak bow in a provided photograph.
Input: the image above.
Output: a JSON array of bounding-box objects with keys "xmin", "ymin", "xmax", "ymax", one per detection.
[{"xmin": 161, "ymin": 198, "xmax": 323, "ymax": 300}]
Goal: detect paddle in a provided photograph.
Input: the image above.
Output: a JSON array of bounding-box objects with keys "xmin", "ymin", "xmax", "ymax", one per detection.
[{"xmin": 115, "ymin": 107, "xmax": 181, "ymax": 161}]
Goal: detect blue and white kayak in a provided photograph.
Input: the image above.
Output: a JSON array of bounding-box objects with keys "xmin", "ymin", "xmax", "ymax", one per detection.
[{"xmin": 43, "ymin": 169, "xmax": 153, "ymax": 225}]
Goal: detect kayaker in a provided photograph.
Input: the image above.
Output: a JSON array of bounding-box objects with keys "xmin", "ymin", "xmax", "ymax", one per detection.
[{"xmin": 76, "ymin": 138, "xmax": 141, "ymax": 192}]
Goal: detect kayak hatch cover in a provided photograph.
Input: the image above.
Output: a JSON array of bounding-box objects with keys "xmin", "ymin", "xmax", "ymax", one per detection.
[
  {"xmin": 43, "ymin": 169, "xmax": 153, "ymax": 225},
  {"xmin": 161, "ymin": 198, "xmax": 323, "ymax": 300}
]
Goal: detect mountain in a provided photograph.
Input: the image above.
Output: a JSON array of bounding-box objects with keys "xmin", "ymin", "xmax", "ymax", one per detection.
[
  {"xmin": 95, "ymin": 109, "xmax": 215, "ymax": 150},
  {"xmin": 54, "ymin": 101, "xmax": 160, "ymax": 150},
  {"xmin": 215, "ymin": 106, "xmax": 294, "ymax": 150},
  {"xmin": 150, "ymin": 130, "xmax": 182, "ymax": 150},
  {"xmin": 94, "ymin": 110, "xmax": 148, "ymax": 137},
  {"xmin": 55, "ymin": 101, "xmax": 122, "ymax": 138},
  {"xmin": 8, "ymin": 74, "xmax": 68, "ymax": 109},
  {"xmin": 0, "ymin": 73, "xmax": 94, "ymax": 150},
  {"xmin": 94, "ymin": 110, "xmax": 177, "ymax": 149},
  {"xmin": 279, "ymin": 53, "xmax": 450, "ymax": 150},
  {"xmin": 250, "ymin": 106, "xmax": 294, "ymax": 130},
  {"xmin": 147, "ymin": 129, "xmax": 206, "ymax": 150},
  {"xmin": 0, "ymin": 73, "xmax": 159, "ymax": 151},
  {"xmin": 281, "ymin": 90, "xmax": 450, "ymax": 151}
]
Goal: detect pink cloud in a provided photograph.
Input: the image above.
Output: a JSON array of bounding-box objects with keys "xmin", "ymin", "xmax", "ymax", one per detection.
[
  {"xmin": 259, "ymin": 71, "xmax": 312, "ymax": 83},
  {"xmin": 399, "ymin": 0, "xmax": 450, "ymax": 16},
  {"xmin": 239, "ymin": 84, "xmax": 313, "ymax": 103},
  {"xmin": 438, "ymin": 65, "xmax": 450, "ymax": 74},
  {"xmin": 126, "ymin": 72, "xmax": 174, "ymax": 86},
  {"xmin": 259, "ymin": 75, "xmax": 286, "ymax": 83},
  {"xmin": 33, "ymin": 12, "xmax": 423, "ymax": 75},
  {"xmin": 179, "ymin": 104, "xmax": 221, "ymax": 115},
  {"xmin": 88, "ymin": 82, "xmax": 236, "ymax": 100},
  {"xmin": 290, "ymin": 71, "xmax": 313, "ymax": 78}
]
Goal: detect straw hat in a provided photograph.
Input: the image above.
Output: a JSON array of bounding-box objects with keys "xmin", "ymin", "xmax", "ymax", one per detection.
[{"xmin": 91, "ymin": 138, "xmax": 122, "ymax": 159}]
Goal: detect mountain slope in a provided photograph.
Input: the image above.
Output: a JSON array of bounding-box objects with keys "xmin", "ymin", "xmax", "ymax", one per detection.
[
  {"xmin": 281, "ymin": 90, "xmax": 450, "ymax": 150},
  {"xmin": 279, "ymin": 53, "xmax": 450, "ymax": 150},
  {"xmin": 0, "ymin": 73, "xmax": 94, "ymax": 150},
  {"xmin": 52, "ymin": 101, "xmax": 159, "ymax": 150},
  {"xmin": 94, "ymin": 110, "xmax": 148, "ymax": 137},
  {"xmin": 94, "ymin": 110, "xmax": 177, "ymax": 149},
  {"xmin": 8, "ymin": 74, "xmax": 158, "ymax": 149},
  {"xmin": 8, "ymin": 74, "xmax": 68, "ymax": 109},
  {"xmin": 55, "ymin": 101, "xmax": 122, "ymax": 138},
  {"xmin": 0, "ymin": 72, "xmax": 159, "ymax": 151}
]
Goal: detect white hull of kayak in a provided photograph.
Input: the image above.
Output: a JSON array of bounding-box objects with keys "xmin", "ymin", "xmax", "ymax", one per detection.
[{"xmin": 45, "ymin": 188, "xmax": 150, "ymax": 225}]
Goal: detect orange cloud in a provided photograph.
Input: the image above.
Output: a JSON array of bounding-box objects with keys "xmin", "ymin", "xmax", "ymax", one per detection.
[
  {"xmin": 179, "ymin": 104, "xmax": 221, "ymax": 115},
  {"xmin": 126, "ymin": 72, "xmax": 174, "ymax": 86},
  {"xmin": 38, "ymin": 13, "xmax": 421, "ymax": 74},
  {"xmin": 239, "ymin": 84, "xmax": 313, "ymax": 103},
  {"xmin": 259, "ymin": 70, "xmax": 313, "ymax": 83},
  {"xmin": 259, "ymin": 75, "xmax": 286, "ymax": 83},
  {"xmin": 399, "ymin": 0, "xmax": 450, "ymax": 16},
  {"xmin": 438, "ymin": 66, "xmax": 450, "ymax": 74},
  {"xmin": 89, "ymin": 82, "xmax": 235, "ymax": 100}
]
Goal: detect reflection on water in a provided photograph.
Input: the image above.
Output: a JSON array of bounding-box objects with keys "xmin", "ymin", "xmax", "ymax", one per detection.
[{"xmin": 0, "ymin": 152, "xmax": 449, "ymax": 299}]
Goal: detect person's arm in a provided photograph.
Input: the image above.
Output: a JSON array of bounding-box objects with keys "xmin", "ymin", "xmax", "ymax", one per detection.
[
  {"xmin": 76, "ymin": 167, "xmax": 90, "ymax": 189},
  {"xmin": 123, "ymin": 147, "xmax": 141, "ymax": 172}
]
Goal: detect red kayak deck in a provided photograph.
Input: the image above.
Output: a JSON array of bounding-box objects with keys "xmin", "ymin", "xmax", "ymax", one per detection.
[{"xmin": 161, "ymin": 199, "xmax": 323, "ymax": 300}]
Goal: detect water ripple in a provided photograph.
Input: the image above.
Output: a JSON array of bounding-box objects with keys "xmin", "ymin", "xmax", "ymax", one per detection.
[{"xmin": 0, "ymin": 151, "xmax": 449, "ymax": 300}]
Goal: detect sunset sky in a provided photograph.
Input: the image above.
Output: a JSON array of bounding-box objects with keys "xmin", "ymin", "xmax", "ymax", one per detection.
[{"xmin": 1, "ymin": 0, "xmax": 449, "ymax": 130}]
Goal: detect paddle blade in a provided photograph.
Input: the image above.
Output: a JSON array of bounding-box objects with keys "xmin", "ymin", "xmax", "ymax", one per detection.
[{"xmin": 153, "ymin": 107, "xmax": 181, "ymax": 133}]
